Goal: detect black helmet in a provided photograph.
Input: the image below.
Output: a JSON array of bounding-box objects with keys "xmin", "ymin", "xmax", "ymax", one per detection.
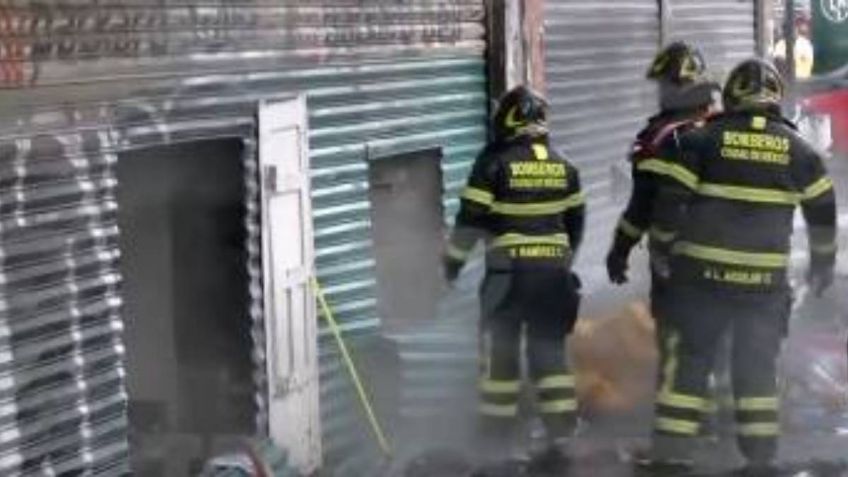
[
  {"xmin": 647, "ymin": 42, "xmax": 707, "ymax": 85},
  {"xmin": 722, "ymin": 58, "xmax": 784, "ymax": 112},
  {"xmin": 492, "ymin": 85, "xmax": 548, "ymax": 142}
]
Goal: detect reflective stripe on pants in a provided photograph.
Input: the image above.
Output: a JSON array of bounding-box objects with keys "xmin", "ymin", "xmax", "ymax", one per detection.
[{"xmin": 654, "ymin": 285, "xmax": 786, "ymax": 463}]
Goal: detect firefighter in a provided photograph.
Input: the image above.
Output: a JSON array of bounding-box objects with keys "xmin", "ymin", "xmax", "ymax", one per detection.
[
  {"xmin": 606, "ymin": 42, "xmax": 722, "ymax": 446},
  {"xmin": 443, "ymin": 86, "xmax": 585, "ymax": 464},
  {"xmin": 642, "ymin": 59, "xmax": 837, "ymax": 474},
  {"xmin": 606, "ymin": 41, "xmax": 718, "ymax": 302}
]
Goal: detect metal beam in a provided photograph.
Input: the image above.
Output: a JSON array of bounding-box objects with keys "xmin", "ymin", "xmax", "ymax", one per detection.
[
  {"xmin": 658, "ymin": 0, "xmax": 670, "ymax": 47},
  {"xmin": 487, "ymin": 0, "xmax": 525, "ymax": 104},
  {"xmin": 522, "ymin": 0, "xmax": 547, "ymax": 94},
  {"xmin": 755, "ymin": 0, "xmax": 774, "ymax": 57},
  {"xmin": 783, "ymin": 0, "xmax": 797, "ymax": 83}
]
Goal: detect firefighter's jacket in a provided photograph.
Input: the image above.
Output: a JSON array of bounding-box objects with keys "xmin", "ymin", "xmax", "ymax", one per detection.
[
  {"xmin": 612, "ymin": 110, "xmax": 706, "ymax": 254},
  {"xmin": 647, "ymin": 110, "xmax": 837, "ymax": 293},
  {"xmin": 446, "ymin": 136, "xmax": 585, "ymax": 272}
]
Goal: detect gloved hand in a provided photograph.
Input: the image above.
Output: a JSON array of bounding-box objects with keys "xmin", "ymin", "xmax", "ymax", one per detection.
[
  {"xmin": 443, "ymin": 255, "xmax": 463, "ymax": 284},
  {"xmin": 606, "ymin": 249, "xmax": 629, "ymax": 285},
  {"xmin": 808, "ymin": 260, "xmax": 834, "ymax": 297},
  {"xmin": 569, "ymin": 272, "xmax": 583, "ymax": 291}
]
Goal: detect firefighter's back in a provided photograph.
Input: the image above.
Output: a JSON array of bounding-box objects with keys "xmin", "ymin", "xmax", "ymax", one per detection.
[
  {"xmin": 483, "ymin": 138, "xmax": 584, "ymax": 272},
  {"xmin": 672, "ymin": 112, "xmax": 821, "ymax": 294}
]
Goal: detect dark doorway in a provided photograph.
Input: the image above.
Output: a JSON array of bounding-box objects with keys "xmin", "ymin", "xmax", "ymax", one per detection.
[
  {"xmin": 117, "ymin": 139, "xmax": 254, "ymax": 475},
  {"xmin": 367, "ymin": 148, "xmax": 445, "ymax": 331}
]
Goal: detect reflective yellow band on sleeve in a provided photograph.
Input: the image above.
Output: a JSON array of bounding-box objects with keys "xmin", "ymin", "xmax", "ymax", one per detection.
[
  {"xmin": 736, "ymin": 397, "xmax": 779, "ymax": 411},
  {"xmin": 563, "ymin": 191, "xmax": 586, "ymax": 210},
  {"xmin": 703, "ymin": 399, "xmax": 719, "ymax": 414},
  {"xmin": 446, "ymin": 244, "xmax": 471, "ymax": 261},
  {"xmin": 802, "ymin": 177, "xmax": 834, "ymax": 201},
  {"xmin": 461, "ymin": 186, "xmax": 494, "ymax": 207},
  {"xmin": 649, "ymin": 226, "xmax": 676, "ymax": 243},
  {"xmin": 737, "ymin": 423, "xmax": 780, "ymax": 437},
  {"xmin": 812, "ymin": 242, "xmax": 838, "ymax": 255},
  {"xmin": 537, "ymin": 375, "xmax": 575, "ymax": 390},
  {"xmin": 655, "ymin": 417, "xmax": 700, "ymax": 436},
  {"xmin": 657, "ymin": 392, "xmax": 708, "ymax": 411},
  {"xmin": 479, "ymin": 403, "xmax": 518, "ymax": 417},
  {"xmin": 479, "ymin": 380, "xmax": 521, "ymax": 394},
  {"xmin": 532, "ymin": 144, "xmax": 550, "ymax": 161},
  {"xmin": 539, "ymin": 399, "xmax": 578, "ymax": 414},
  {"xmin": 618, "ymin": 218, "xmax": 644, "ymax": 240},
  {"xmin": 637, "ymin": 159, "xmax": 699, "ymax": 190},
  {"xmin": 697, "ymin": 183, "xmax": 799, "ymax": 205},
  {"xmin": 492, "ymin": 233, "xmax": 570, "ymax": 249},
  {"xmin": 674, "ymin": 242, "xmax": 789, "ymax": 269},
  {"xmin": 491, "ymin": 193, "xmax": 583, "ymax": 216}
]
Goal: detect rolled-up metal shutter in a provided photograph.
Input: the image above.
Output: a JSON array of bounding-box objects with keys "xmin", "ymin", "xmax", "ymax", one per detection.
[
  {"xmin": 544, "ymin": 0, "xmax": 661, "ymax": 288},
  {"xmin": 667, "ymin": 0, "xmax": 757, "ymax": 78}
]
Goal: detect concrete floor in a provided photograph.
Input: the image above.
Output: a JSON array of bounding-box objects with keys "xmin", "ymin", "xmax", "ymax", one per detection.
[{"xmin": 399, "ymin": 435, "xmax": 848, "ymax": 477}]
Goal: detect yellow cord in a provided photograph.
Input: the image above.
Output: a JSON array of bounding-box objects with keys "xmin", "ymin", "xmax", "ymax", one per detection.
[{"xmin": 310, "ymin": 276, "xmax": 392, "ymax": 457}]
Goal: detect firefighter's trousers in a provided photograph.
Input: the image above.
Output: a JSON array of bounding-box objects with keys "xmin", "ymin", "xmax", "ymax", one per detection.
[
  {"xmin": 653, "ymin": 284, "xmax": 789, "ymax": 464},
  {"xmin": 652, "ymin": 272, "xmax": 725, "ymax": 436},
  {"xmin": 477, "ymin": 269, "xmax": 581, "ymax": 448}
]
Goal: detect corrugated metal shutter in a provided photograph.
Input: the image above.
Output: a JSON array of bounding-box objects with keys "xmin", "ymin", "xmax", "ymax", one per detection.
[
  {"xmin": 388, "ymin": 266, "xmax": 480, "ymax": 450},
  {"xmin": 311, "ymin": 56, "xmax": 488, "ymax": 335},
  {"xmin": 544, "ymin": 0, "xmax": 661, "ymax": 289},
  {"xmin": 667, "ymin": 0, "xmax": 757, "ymax": 78},
  {"xmin": 0, "ymin": 112, "xmax": 132, "ymax": 475},
  {"xmin": 311, "ymin": 54, "xmax": 489, "ymax": 475},
  {"xmin": 0, "ymin": 2, "xmax": 488, "ymax": 475}
]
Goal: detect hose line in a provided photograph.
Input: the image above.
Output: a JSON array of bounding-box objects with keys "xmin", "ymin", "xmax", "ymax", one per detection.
[{"xmin": 310, "ymin": 276, "xmax": 392, "ymax": 457}]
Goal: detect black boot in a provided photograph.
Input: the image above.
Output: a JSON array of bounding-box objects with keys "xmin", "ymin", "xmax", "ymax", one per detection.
[
  {"xmin": 474, "ymin": 417, "xmax": 522, "ymax": 465},
  {"xmin": 527, "ymin": 413, "xmax": 579, "ymax": 474},
  {"xmin": 734, "ymin": 462, "xmax": 778, "ymax": 477},
  {"xmin": 527, "ymin": 439, "xmax": 572, "ymax": 475},
  {"xmin": 630, "ymin": 435, "xmax": 695, "ymax": 476}
]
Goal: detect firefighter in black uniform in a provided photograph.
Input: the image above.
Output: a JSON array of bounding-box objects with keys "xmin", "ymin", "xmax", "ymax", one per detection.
[
  {"xmin": 443, "ymin": 86, "xmax": 585, "ymax": 463},
  {"xmin": 643, "ymin": 59, "xmax": 837, "ymax": 474},
  {"xmin": 606, "ymin": 42, "xmax": 723, "ymax": 448},
  {"xmin": 607, "ymin": 41, "xmax": 717, "ymax": 299}
]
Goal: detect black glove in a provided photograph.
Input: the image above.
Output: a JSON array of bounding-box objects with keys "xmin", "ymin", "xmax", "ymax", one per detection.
[
  {"xmin": 443, "ymin": 255, "xmax": 463, "ymax": 284},
  {"xmin": 606, "ymin": 249, "xmax": 629, "ymax": 285},
  {"xmin": 569, "ymin": 272, "xmax": 583, "ymax": 291},
  {"xmin": 808, "ymin": 259, "xmax": 835, "ymax": 297}
]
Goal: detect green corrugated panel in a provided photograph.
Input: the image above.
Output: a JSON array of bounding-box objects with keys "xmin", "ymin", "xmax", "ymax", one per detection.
[
  {"xmin": 309, "ymin": 56, "xmax": 488, "ymax": 335},
  {"xmin": 309, "ymin": 54, "xmax": 488, "ymax": 475}
]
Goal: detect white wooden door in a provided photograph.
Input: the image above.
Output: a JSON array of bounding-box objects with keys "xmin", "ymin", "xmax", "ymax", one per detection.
[{"xmin": 258, "ymin": 95, "xmax": 321, "ymax": 473}]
